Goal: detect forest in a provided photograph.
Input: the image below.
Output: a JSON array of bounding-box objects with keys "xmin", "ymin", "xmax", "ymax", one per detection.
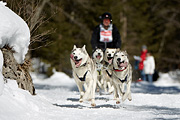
[{"xmin": 4, "ymin": 0, "xmax": 180, "ymax": 76}]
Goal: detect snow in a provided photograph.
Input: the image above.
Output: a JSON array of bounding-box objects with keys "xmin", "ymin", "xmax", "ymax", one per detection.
[
  {"xmin": 0, "ymin": 71, "xmax": 180, "ymax": 120},
  {"xmin": 0, "ymin": 1, "xmax": 30, "ymax": 64},
  {"xmin": 154, "ymin": 73, "xmax": 180, "ymax": 86}
]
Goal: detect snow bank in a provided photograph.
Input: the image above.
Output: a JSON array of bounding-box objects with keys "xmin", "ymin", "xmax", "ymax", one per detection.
[
  {"xmin": 0, "ymin": 79, "xmax": 52, "ymax": 120},
  {"xmin": 0, "ymin": 1, "xmax": 30, "ymax": 64},
  {"xmin": 32, "ymin": 71, "xmax": 75, "ymax": 87},
  {"xmin": 154, "ymin": 73, "xmax": 180, "ymax": 86},
  {"xmin": 0, "ymin": 72, "xmax": 75, "ymax": 120}
]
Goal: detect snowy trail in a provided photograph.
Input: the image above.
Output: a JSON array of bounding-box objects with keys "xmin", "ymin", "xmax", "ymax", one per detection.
[
  {"xmin": 1, "ymin": 72, "xmax": 180, "ymax": 120},
  {"xmin": 32, "ymin": 72, "xmax": 180, "ymax": 120}
]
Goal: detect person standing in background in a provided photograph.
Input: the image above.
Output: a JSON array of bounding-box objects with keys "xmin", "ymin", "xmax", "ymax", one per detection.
[
  {"xmin": 139, "ymin": 45, "xmax": 148, "ymax": 81},
  {"xmin": 143, "ymin": 52, "xmax": 155, "ymax": 83},
  {"xmin": 133, "ymin": 45, "xmax": 147, "ymax": 81}
]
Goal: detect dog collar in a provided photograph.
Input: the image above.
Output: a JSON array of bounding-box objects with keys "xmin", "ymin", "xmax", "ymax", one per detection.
[{"xmin": 113, "ymin": 67, "xmax": 127, "ymax": 72}]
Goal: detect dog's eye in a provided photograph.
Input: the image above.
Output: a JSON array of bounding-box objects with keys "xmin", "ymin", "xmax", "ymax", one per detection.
[{"xmin": 122, "ymin": 55, "xmax": 124, "ymax": 56}]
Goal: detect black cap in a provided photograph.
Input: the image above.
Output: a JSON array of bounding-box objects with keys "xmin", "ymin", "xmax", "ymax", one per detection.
[{"xmin": 100, "ymin": 12, "xmax": 112, "ymax": 22}]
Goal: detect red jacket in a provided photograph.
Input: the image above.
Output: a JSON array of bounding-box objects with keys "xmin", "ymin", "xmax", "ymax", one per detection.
[{"xmin": 139, "ymin": 50, "xmax": 147, "ymax": 70}]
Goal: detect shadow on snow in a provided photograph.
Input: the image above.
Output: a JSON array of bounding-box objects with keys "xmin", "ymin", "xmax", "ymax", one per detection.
[
  {"xmin": 132, "ymin": 82, "xmax": 180, "ymax": 94},
  {"xmin": 53, "ymin": 102, "xmax": 180, "ymax": 119},
  {"xmin": 34, "ymin": 83, "xmax": 77, "ymax": 91},
  {"xmin": 66, "ymin": 96, "xmax": 110, "ymax": 102},
  {"xmin": 53, "ymin": 103, "xmax": 121, "ymax": 109},
  {"xmin": 34, "ymin": 81, "xmax": 180, "ymax": 95},
  {"xmin": 126, "ymin": 104, "xmax": 180, "ymax": 119}
]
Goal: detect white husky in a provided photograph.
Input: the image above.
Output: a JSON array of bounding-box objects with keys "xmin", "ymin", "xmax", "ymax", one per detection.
[
  {"xmin": 102, "ymin": 48, "xmax": 118, "ymax": 93},
  {"xmin": 92, "ymin": 48, "xmax": 104, "ymax": 91},
  {"xmin": 112, "ymin": 50, "xmax": 132, "ymax": 104},
  {"xmin": 70, "ymin": 45, "xmax": 97, "ymax": 106}
]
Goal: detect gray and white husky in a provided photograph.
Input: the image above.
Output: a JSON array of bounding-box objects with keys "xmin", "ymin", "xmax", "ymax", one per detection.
[
  {"xmin": 92, "ymin": 48, "xmax": 104, "ymax": 90},
  {"xmin": 112, "ymin": 50, "xmax": 132, "ymax": 104},
  {"xmin": 70, "ymin": 45, "xmax": 97, "ymax": 106}
]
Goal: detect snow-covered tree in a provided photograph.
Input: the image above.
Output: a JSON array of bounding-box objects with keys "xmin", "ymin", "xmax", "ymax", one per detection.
[{"xmin": 0, "ymin": 1, "xmax": 35, "ymax": 95}]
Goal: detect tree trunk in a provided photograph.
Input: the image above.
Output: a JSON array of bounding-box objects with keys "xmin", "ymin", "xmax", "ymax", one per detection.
[{"xmin": 1, "ymin": 47, "xmax": 35, "ymax": 95}]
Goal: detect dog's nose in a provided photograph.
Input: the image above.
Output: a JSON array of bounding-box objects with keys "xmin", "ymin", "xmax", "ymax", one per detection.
[
  {"xmin": 74, "ymin": 56, "xmax": 78, "ymax": 60},
  {"xmin": 117, "ymin": 58, "xmax": 121, "ymax": 62},
  {"xmin": 108, "ymin": 54, "xmax": 111, "ymax": 57},
  {"xmin": 98, "ymin": 53, "xmax": 101, "ymax": 56}
]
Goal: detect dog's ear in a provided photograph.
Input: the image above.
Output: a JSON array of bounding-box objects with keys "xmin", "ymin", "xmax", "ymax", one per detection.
[
  {"xmin": 116, "ymin": 48, "xmax": 121, "ymax": 52},
  {"xmin": 124, "ymin": 50, "xmax": 127, "ymax": 55},
  {"xmin": 123, "ymin": 50, "xmax": 129, "ymax": 57},
  {"xmin": 82, "ymin": 45, "xmax": 86, "ymax": 51},
  {"xmin": 82, "ymin": 45, "xmax": 88, "ymax": 54},
  {"xmin": 73, "ymin": 45, "xmax": 77, "ymax": 49},
  {"xmin": 92, "ymin": 49, "xmax": 96, "ymax": 55}
]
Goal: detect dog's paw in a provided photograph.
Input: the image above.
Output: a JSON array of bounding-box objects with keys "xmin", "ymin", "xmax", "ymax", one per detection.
[
  {"xmin": 91, "ymin": 103, "xmax": 96, "ymax": 107},
  {"xmin": 128, "ymin": 93, "xmax": 132, "ymax": 101},
  {"xmin": 96, "ymin": 88, "xmax": 100, "ymax": 92},
  {"xmin": 116, "ymin": 98, "xmax": 120, "ymax": 104},
  {"xmin": 120, "ymin": 92, "xmax": 125, "ymax": 97},
  {"xmin": 128, "ymin": 98, "xmax": 132, "ymax": 101},
  {"xmin": 116, "ymin": 100, "xmax": 120, "ymax": 104},
  {"xmin": 122, "ymin": 92, "xmax": 131, "ymax": 102},
  {"xmin": 79, "ymin": 99, "xmax": 83, "ymax": 103}
]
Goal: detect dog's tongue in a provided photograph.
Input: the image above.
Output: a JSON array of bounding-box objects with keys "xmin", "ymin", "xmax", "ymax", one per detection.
[
  {"xmin": 96, "ymin": 55, "xmax": 101, "ymax": 59},
  {"xmin": 120, "ymin": 62, "xmax": 128, "ymax": 67},
  {"xmin": 75, "ymin": 59, "xmax": 82, "ymax": 68},
  {"xmin": 108, "ymin": 59, "xmax": 112, "ymax": 64},
  {"xmin": 70, "ymin": 54, "xmax": 74, "ymax": 59}
]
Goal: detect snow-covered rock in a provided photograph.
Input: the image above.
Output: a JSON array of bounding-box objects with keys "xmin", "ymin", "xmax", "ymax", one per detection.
[{"xmin": 0, "ymin": 1, "xmax": 30, "ymax": 64}]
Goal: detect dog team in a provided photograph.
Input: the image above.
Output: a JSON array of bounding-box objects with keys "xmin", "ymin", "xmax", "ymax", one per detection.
[
  {"xmin": 70, "ymin": 45, "xmax": 132, "ymax": 107},
  {"xmin": 70, "ymin": 12, "xmax": 132, "ymax": 107}
]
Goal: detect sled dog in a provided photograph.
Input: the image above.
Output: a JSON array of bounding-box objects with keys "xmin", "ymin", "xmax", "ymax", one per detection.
[
  {"xmin": 102, "ymin": 48, "xmax": 119, "ymax": 93},
  {"xmin": 70, "ymin": 45, "xmax": 97, "ymax": 106},
  {"xmin": 112, "ymin": 50, "xmax": 132, "ymax": 103},
  {"xmin": 92, "ymin": 48, "xmax": 104, "ymax": 90}
]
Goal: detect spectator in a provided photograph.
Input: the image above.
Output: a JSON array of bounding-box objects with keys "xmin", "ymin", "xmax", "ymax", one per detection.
[
  {"xmin": 139, "ymin": 45, "xmax": 148, "ymax": 81},
  {"xmin": 134, "ymin": 45, "xmax": 147, "ymax": 81},
  {"xmin": 143, "ymin": 51, "xmax": 155, "ymax": 83},
  {"xmin": 91, "ymin": 12, "xmax": 121, "ymax": 50},
  {"xmin": 133, "ymin": 59, "xmax": 140, "ymax": 81}
]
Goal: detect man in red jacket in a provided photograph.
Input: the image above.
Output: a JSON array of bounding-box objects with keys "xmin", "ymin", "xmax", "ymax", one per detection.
[{"xmin": 139, "ymin": 45, "xmax": 148, "ymax": 81}]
